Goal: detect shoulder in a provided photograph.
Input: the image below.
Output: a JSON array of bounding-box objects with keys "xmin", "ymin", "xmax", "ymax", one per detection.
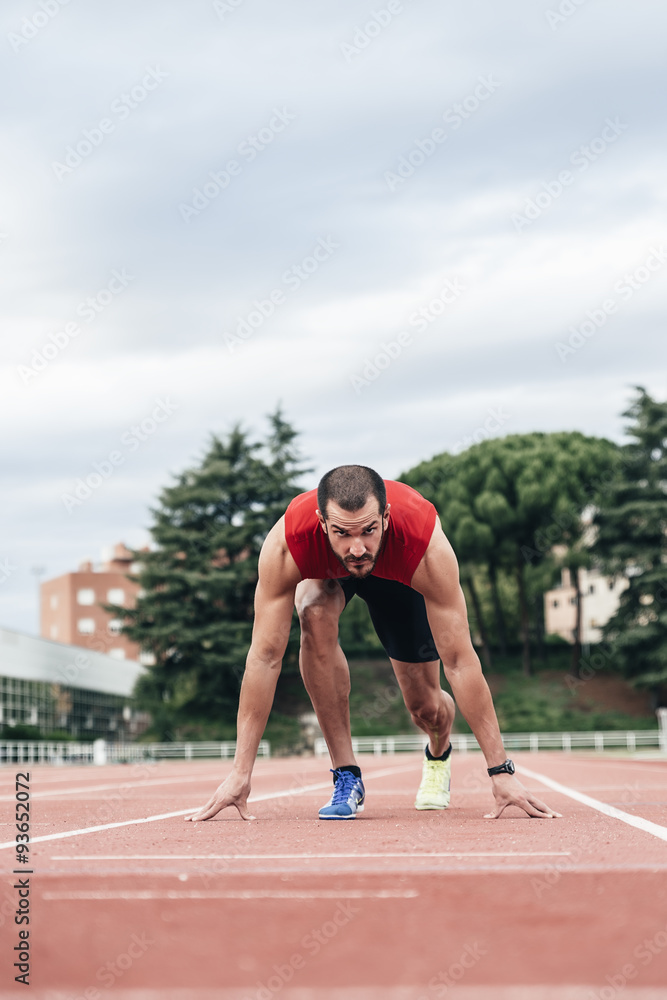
[
  {"xmin": 409, "ymin": 517, "xmax": 460, "ymax": 597},
  {"xmin": 259, "ymin": 516, "xmax": 302, "ymax": 592}
]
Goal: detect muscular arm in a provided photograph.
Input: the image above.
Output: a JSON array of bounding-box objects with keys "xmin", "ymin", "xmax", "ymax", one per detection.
[
  {"xmin": 411, "ymin": 519, "xmax": 560, "ymax": 819},
  {"xmin": 187, "ymin": 517, "xmax": 302, "ymax": 821}
]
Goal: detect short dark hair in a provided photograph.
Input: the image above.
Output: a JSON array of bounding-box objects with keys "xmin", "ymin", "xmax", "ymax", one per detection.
[{"xmin": 317, "ymin": 465, "xmax": 386, "ymax": 520}]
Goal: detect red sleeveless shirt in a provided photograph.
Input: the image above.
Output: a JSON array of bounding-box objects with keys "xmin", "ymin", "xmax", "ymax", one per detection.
[{"xmin": 284, "ymin": 480, "xmax": 437, "ymax": 587}]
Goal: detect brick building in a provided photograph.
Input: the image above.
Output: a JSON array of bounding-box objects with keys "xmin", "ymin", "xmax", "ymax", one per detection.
[{"xmin": 40, "ymin": 543, "xmax": 142, "ymax": 661}]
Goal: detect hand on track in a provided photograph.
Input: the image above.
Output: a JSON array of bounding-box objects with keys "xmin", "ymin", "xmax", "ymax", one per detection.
[
  {"xmin": 185, "ymin": 771, "xmax": 255, "ymax": 822},
  {"xmin": 485, "ymin": 774, "xmax": 562, "ymax": 819}
]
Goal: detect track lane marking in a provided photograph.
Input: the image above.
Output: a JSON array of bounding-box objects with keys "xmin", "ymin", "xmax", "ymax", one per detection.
[
  {"xmin": 42, "ymin": 888, "xmax": 420, "ymax": 900},
  {"xmin": 42, "ymin": 889, "xmax": 419, "ymax": 901},
  {"xmin": 0, "ymin": 767, "xmax": 345, "ymax": 802},
  {"xmin": 51, "ymin": 851, "xmax": 571, "ymax": 860},
  {"xmin": 519, "ymin": 764, "xmax": 667, "ymax": 842},
  {"xmin": 0, "ymin": 763, "xmax": 417, "ymax": 851}
]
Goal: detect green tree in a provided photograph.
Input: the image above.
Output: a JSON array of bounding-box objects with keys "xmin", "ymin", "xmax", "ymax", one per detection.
[
  {"xmin": 592, "ymin": 388, "xmax": 667, "ymax": 693},
  {"xmin": 109, "ymin": 408, "xmax": 310, "ymax": 738},
  {"xmin": 403, "ymin": 432, "xmax": 619, "ymax": 675}
]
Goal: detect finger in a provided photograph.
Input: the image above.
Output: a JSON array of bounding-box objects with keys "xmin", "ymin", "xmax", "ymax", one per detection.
[
  {"xmin": 519, "ymin": 796, "xmax": 562, "ymax": 819},
  {"xmin": 188, "ymin": 800, "xmax": 228, "ymax": 822},
  {"xmin": 527, "ymin": 797, "xmax": 562, "ymax": 818},
  {"xmin": 184, "ymin": 795, "xmax": 219, "ymax": 821},
  {"xmin": 484, "ymin": 801, "xmax": 509, "ymax": 819},
  {"xmin": 232, "ymin": 797, "xmax": 256, "ymax": 821}
]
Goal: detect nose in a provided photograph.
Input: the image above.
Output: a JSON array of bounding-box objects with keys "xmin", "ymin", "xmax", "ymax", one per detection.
[{"xmin": 349, "ymin": 538, "xmax": 366, "ymax": 557}]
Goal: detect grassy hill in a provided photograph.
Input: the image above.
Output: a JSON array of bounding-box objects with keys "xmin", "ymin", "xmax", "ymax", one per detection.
[{"xmin": 264, "ymin": 648, "xmax": 658, "ymax": 750}]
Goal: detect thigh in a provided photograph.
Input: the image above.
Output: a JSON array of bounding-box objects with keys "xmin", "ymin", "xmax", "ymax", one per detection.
[
  {"xmin": 391, "ymin": 658, "xmax": 442, "ymax": 708},
  {"xmin": 352, "ymin": 576, "xmax": 439, "ymax": 662},
  {"xmin": 294, "ymin": 578, "xmax": 346, "ymax": 620}
]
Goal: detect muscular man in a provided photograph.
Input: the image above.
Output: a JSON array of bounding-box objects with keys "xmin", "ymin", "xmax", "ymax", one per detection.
[{"xmin": 188, "ymin": 465, "xmax": 560, "ymax": 822}]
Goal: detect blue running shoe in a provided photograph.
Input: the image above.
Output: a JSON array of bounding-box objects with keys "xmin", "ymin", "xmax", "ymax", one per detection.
[{"xmin": 318, "ymin": 768, "xmax": 365, "ymax": 820}]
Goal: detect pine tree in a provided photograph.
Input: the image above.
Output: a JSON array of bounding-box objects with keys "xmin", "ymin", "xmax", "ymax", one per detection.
[
  {"xmin": 109, "ymin": 408, "xmax": 310, "ymax": 737},
  {"xmin": 592, "ymin": 388, "xmax": 667, "ymax": 692}
]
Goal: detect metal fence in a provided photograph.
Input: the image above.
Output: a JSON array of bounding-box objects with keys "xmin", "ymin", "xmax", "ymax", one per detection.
[
  {"xmin": 0, "ymin": 739, "xmax": 271, "ymax": 765},
  {"xmin": 314, "ymin": 730, "xmax": 665, "ymax": 756}
]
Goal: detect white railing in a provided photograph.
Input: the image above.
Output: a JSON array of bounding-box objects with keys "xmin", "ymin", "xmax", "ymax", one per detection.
[
  {"xmin": 0, "ymin": 739, "xmax": 270, "ymax": 765},
  {"xmin": 314, "ymin": 730, "xmax": 663, "ymax": 756}
]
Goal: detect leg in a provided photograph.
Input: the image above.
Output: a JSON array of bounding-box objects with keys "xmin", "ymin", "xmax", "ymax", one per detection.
[
  {"xmin": 390, "ymin": 658, "xmax": 455, "ymax": 756},
  {"xmin": 295, "ymin": 578, "xmax": 358, "ymax": 769},
  {"xmin": 392, "ymin": 659, "xmax": 455, "ymax": 810}
]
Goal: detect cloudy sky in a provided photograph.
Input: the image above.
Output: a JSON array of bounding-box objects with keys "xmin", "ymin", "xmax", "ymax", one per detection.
[{"xmin": 1, "ymin": 0, "xmax": 665, "ymax": 635}]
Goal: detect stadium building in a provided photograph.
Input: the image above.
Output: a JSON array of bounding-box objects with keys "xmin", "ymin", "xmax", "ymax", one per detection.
[{"xmin": 0, "ymin": 627, "xmax": 147, "ymax": 741}]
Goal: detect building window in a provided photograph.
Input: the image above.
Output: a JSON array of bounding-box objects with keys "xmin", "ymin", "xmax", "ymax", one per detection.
[
  {"xmin": 589, "ymin": 585, "xmax": 595, "ymax": 594},
  {"xmin": 50, "ymin": 594, "xmax": 59, "ymax": 610},
  {"xmin": 109, "ymin": 648, "xmax": 126, "ymax": 660},
  {"xmin": 569, "ymin": 597, "xmax": 577, "ymax": 605},
  {"xmin": 50, "ymin": 624, "xmax": 59, "ymax": 639},
  {"xmin": 107, "ymin": 588, "xmax": 125, "ymax": 605},
  {"xmin": 77, "ymin": 589, "xmax": 95, "ymax": 606},
  {"xmin": 77, "ymin": 618, "xmax": 95, "ymax": 634},
  {"xmin": 107, "ymin": 619, "xmax": 123, "ymax": 636},
  {"xmin": 552, "ymin": 599, "xmax": 559, "ymax": 608},
  {"xmin": 139, "ymin": 650, "xmax": 156, "ymax": 666},
  {"xmin": 609, "ymin": 581, "xmax": 615, "ymax": 590}
]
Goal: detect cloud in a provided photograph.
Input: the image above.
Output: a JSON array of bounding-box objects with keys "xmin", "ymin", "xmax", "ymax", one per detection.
[{"xmin": 1, "ymin": 0, "xmax": 666, "ymax": 631}]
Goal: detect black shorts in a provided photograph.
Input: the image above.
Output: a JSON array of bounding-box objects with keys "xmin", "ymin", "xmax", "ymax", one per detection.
[{"xmin": 339, "ymin": 576, "xmax": 438, "ymax": 663}]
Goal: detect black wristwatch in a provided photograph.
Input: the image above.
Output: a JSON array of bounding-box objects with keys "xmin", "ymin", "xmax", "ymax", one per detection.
[{"xmin": 487, "ymin": 759, "xmax": 515, "ymax": 776}]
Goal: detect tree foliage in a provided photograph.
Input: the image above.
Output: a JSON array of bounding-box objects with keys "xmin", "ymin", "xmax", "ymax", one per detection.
[
  {"xmin": 592, "ymin": 387, "xmax": 667, "ymax": 690},
  {"xmin": 403, "ymin": 431, "xmax": 620, "ymax": 674},
  {"xmin": 108, "ymin": 408, "xmax": 310, "ymax": 737}
]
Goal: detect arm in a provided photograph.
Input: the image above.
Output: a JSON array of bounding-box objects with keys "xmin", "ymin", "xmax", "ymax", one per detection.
[
  {"xmin": 187, "ymin": 517, "xmax": 301, "ymax": 821},
  {"xmin": 411, "ymin": 519, "xmax": 561, "ymax": 819}
]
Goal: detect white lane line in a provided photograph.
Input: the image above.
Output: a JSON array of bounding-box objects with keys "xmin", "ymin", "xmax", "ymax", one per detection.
[
  {"xmin": 519, "ymin": 764, "xmax": 667, "ymax": 842},
  {"xmin": 51, "ymin": 851, "xmax": 571, "ymax": 860},
  {"xmin": 0, "ymin": 774, "xmax": 236, "ymax": 802},
  {"xmin": 42, "ymin": 888, "xmax": 419, "ymax": 901},
  {"xmin": 0, "ymin": 763, "xmax": 417, "ymax": 851},
  {"xmin": 0, "ymin": 767, "xmax": 317, "ymax": 802}
]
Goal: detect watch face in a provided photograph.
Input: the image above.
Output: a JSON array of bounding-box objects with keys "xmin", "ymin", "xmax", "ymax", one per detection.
[{"xmin": 507, "ymin": 760, "xmax": 515, "ymax": 774}]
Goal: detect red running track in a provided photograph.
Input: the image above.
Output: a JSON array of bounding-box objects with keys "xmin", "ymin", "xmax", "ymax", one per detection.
[{"xmin": 1, "ymin": 751, "xmax": 667, "ymax": 999}]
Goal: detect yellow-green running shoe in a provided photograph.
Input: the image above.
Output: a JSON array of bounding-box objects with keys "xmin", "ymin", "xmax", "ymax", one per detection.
[{"xmin": 415, "ymin": 753, "xmax": 451, "ymax": 810}]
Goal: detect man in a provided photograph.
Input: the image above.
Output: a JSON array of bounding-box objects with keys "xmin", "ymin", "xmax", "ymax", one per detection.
[{"xmin": 188, "ymin": 465, "xmax": 560, "ymax": 822}]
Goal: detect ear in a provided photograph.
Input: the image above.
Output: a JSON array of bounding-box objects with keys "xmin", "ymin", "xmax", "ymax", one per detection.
[
  {"xmin": 383, "ymin": 503, "xmax": 391, "ymax": 524},
  {"xmin": 315, "ymin": 508, "xmax": 327, "ymax": 533}
]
